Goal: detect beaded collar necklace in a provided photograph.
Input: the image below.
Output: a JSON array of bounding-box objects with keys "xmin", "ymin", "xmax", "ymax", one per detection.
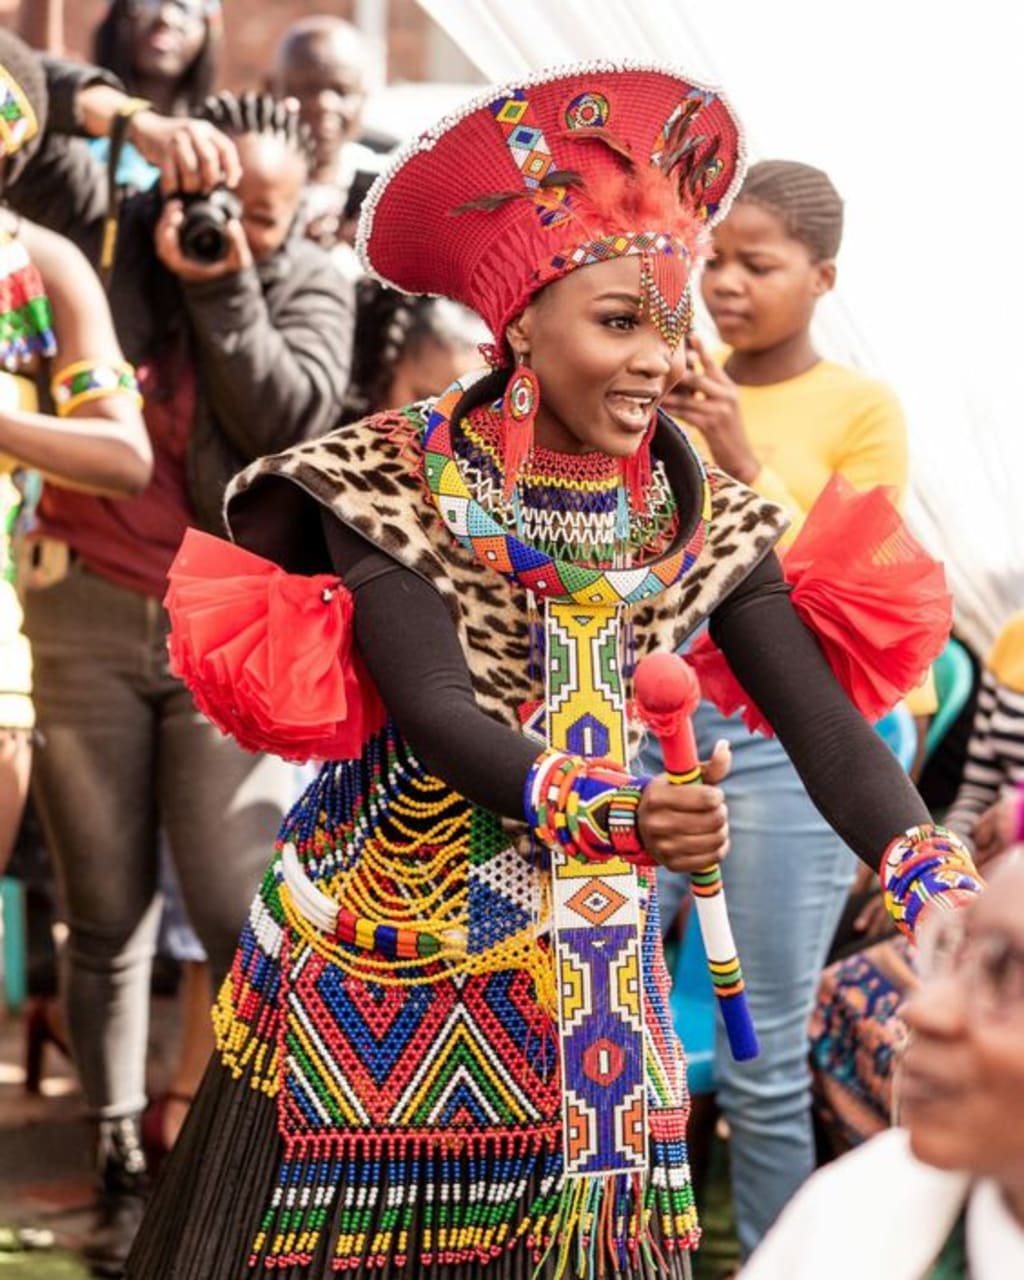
[
  {"xmin": 457, "ymin": 405, "xmax": 679, "ymax": 568},
  {"xmin": 423, "ymin": 374, "xmax": 711, "ymax": 607}
]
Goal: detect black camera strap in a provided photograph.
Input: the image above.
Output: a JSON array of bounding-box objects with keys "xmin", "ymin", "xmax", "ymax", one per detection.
[{"xmin": 99, "ymin": 99, "xmax": 152, "ymax": 293}]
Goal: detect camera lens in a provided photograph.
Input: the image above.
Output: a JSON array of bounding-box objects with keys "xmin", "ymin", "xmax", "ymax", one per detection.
[
  {"xmin": 181, "ymin": 219, "xmax": 229, "ymax": 264},
  {"xmin": 176, "ymin": 188, "xmax": 241, "ymax": 264}
]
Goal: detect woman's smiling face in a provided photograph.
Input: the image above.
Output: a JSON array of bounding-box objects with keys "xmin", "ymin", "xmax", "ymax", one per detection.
[{"xmin": 507, "ymin": 255, "xmax": 688, "ymax": 458}]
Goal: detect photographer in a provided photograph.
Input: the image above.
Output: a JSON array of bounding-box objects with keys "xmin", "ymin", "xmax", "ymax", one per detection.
[{"xmin": 5, "ymin": 61, "xmax": 353, "ymax": 1277}]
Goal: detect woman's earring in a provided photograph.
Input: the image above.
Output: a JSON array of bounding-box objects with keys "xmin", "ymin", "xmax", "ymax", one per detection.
[
  {"xmin": 499, "ymin": 355, "xmax": 540, "ymax": 501},
  {"xmin": 619, "ymin": 418, "xmax": 655, "ymax": 513}
]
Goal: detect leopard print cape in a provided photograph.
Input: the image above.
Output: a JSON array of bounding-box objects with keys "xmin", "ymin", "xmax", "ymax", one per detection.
[{"xmin": 225, "ymin": 401, "xmax": 788, "ymax": 751}]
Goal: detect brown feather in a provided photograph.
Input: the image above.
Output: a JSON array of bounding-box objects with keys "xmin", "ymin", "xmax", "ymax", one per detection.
[
  {"xmin": 541, "ymin": 169, "xmax": 584, "ymax": 189},
  {"xmin": 557, "ymin": 127, "xmax": 635, "ymax": 166},
  {"xmin": 449, "ymin": 190, "xmax": 530, "ymax": 215}
]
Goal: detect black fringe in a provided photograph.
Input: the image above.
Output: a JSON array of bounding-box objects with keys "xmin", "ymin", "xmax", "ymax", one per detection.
[{"xmin": 128, "ymin": 1058, "xmax": 693, "ymax": 1280}]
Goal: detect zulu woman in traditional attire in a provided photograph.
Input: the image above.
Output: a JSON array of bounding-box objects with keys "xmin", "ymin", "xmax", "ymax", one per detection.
[{"xmin": 129, "ymin": 63, "xmax": 982, "ymax": 1280}]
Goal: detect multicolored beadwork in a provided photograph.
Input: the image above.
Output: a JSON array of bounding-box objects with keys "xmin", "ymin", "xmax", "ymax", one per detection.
[
  {"xmin": 564, "ymin": 91, "xmax": 610, "ymax": 131},
  {"xmin": 498, "ymin": 364, "xmax": 540, "ymax": 500},
  {"xmin": 51, "ymin": 359, "xmax": 143, "ymax": 417},
  {"xmin": 489, "ymin": 90, "xmax": 573, "ymax": 228},
  {"xmin": 208, "ymin": 397, "xmax": 705, "ymax": 1274},
  {"xmin": 457, "ymin": 405, "xmax": 679, "ymax": 566},
  {"xmin": 0, "ymin": 232, "xmax": 55, "ymax": 370},
  {"xmin": 880, "ymin": 823, "xmax": 982, "ymax": 938},
  {"xmin": 639, "ymin": 250, "xmax": 694, "ymax": 350},
  {"xmin": 539, "ymin": 601, "xmax": 650, "ymax": 1177},
  {"xmin": 0, "ymin": 64, "xmax": 38, "ymax": 158},
  {"xmin": 525, "ymin": 749, "xmax": 651, "ymax": 868},
  {"xmin": 424, "ymin": 375, "xmax": 710, "ymax": 607}
]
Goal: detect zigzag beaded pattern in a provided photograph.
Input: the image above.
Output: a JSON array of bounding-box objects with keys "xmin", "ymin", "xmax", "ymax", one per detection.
[
  {"xmin": 425, "ymin": 378, "xmax": 710, "ymax": 607},
  {"xmin": 456, "ymin": 404, "xmax": 679, "ymax": 567}
]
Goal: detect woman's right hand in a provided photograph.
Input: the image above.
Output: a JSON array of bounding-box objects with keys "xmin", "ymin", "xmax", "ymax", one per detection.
[
  {"xmin": 128, "ymin": 111, "xmax": 241, "ymax": 196},
  {"xmin": 638, "ymin": 739, "xmax": 731, "ymax": 873}
]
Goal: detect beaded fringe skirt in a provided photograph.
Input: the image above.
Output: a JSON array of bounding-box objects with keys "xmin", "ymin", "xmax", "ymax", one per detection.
[{"xmin": 128, "ymin": 1056, "xmax": 695, "ymax": 1280}]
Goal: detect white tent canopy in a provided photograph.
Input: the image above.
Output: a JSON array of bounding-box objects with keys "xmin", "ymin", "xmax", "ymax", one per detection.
[{"xmin": 414, "ymin": 0, "xmax": 1024, "ymax": 655}]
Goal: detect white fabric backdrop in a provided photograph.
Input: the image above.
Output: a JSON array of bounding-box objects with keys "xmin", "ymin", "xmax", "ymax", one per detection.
[{"xmin": 414, "ymin": 0, "xmax": 1024, "ymax": 655}]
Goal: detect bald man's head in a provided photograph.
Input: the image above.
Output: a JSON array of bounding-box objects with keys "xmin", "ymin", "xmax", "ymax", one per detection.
[{"xmin": 269, "ymin": 16, "xmax": 369, "ymax": 178}]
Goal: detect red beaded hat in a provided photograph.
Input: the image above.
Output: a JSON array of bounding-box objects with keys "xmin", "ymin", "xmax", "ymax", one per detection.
[{"xmin": 357, "ymin": 61, "xmax": 745, "ymax": 359}]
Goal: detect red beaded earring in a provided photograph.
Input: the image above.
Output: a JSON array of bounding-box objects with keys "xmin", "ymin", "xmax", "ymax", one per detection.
[
  {"xmin": 619, "ymin": 419, "xmax": 655, "ymax": 513},
  {"xmin": 499, "ymin": 357, "xmax": 540, "ymax": 501}
]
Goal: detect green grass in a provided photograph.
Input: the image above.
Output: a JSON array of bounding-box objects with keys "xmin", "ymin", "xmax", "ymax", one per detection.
[
  {"xmin": 693, "ymin": 1136, "xmax": 741, "ymax": 1280},
  {"xmin": 0, "ymin": 1250, "xmax": 90, "ymax": 1278}
]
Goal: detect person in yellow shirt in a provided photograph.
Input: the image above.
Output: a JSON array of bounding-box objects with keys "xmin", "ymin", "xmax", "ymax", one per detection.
[
  {"xmin": 668, "ymin": 165, "xmax": 906, "ymax": 532},
  {"xmin": 643, "ymin": 159, "xmax": 913, "ymax": 1258}
]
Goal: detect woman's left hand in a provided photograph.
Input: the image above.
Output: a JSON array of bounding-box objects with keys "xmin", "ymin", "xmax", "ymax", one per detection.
[
  {"xmin": 637, "ymin": 738, "xmax": 732, "ymax": 873},
  {"xmin": 668, "ymin": 333, "xmax": 761, "ymax": 484},
  {"xmin": 154, "ymin": 199, "xmax": 253, "ymax": 284}
]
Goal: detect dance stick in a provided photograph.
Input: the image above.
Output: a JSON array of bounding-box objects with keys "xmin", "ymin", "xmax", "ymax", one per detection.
[{"xmin": 634, "ymin": 651, "xmax": 760, "ymax": 1062}]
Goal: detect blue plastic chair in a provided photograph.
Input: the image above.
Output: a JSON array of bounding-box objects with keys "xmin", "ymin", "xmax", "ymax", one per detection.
[
  {"xmin": 0, "ymin": 875, "xmax": 27, "ymax": 1012},
  {"xmin": 924, "ymin": 638, "xmax": 975, "ymax": 763},
  {"xmin": 875, "ymin": 703, "xmax": 918, "ymax": 773},
  {"xmin": 669, "ymin": 907, "xmax": 717, "ymax": 1094}
]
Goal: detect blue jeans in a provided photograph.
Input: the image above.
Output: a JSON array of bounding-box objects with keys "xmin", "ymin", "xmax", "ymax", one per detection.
[{"xmin": 640, "ymin": 699, "xmax": 855, "ymax": 1257}]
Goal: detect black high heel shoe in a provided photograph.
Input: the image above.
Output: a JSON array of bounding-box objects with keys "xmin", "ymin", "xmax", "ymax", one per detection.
[{"xmin": 23, "ymin": 997, "xmax": 69, "ymax": 1094}]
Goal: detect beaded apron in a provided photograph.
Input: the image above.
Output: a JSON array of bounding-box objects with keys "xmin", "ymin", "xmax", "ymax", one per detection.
[
  {"xmin": 426, "ymin": 390, "xmax": 707, "ymax": 1190},
  {"xmin": 212, "ymin": 391, "xmax": 745, "ymax": 1276}
]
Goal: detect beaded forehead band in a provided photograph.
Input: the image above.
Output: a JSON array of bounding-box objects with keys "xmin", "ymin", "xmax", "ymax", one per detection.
[{"xmin": 0, "ymin": 64, "xmax": 38, "ymax": 159}]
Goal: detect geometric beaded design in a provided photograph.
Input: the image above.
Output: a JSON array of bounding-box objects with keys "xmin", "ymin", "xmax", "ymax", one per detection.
[
  {"xmin": 489, "ymin": 90, "xmax": 573, "ymax": 228},
  {"xmin": 0, "ymin": 65, "xmax": 38, "ymax": 159},
  {"xmin": 424, "ymin": 376, "xmax": 711, "ymax": 609},
  {"xmin": 545, "ymin": 601, "xmax": 648, "ymax": 1176},
  {"xmin": 456, "ymin": 405, "xmax": 679, "ymax": 568},
  {"xmin": 0, "ymin": 232, "xmax": 55, "ymax": 371},
  {"xmin": 215, "ymin": 717, "xmax": 700, "ymax": 1272}
]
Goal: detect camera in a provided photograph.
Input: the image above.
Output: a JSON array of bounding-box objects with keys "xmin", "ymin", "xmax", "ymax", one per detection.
[{"xmin": 176, "ymin": 187, "xmax": 243, "ymax": 264}]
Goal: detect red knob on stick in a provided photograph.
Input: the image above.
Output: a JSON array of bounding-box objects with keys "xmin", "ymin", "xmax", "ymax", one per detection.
[{"xmin": 634, "ymin": 652, "xmax": 701, "ymax": 777}]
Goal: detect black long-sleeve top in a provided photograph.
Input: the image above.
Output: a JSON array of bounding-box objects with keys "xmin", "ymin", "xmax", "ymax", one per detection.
[{"xmin": 303, "ymin": 513, "xmax": 929, "ymax": 872}]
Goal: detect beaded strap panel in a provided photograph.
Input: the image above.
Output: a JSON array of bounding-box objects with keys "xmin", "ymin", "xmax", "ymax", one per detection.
[{"xmin": 542, "ymin": 600, "xmax": 649, "ymax": 1178}]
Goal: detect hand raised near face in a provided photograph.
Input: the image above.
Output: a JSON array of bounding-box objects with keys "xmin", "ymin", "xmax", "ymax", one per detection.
[
  {"xmin": 666, "ymin": 332, "xmax": 760, "ymax": 485},
  {"xmin": 154, "ymin": 199, "xmax": 252, "ymax": 284},
  {"xmin": 638, "ymin": 738, "xmax": 731, "ymax": 873}
]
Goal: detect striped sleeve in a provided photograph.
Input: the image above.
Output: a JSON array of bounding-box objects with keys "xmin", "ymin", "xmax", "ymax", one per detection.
[{"xmin": 945, "ymin": 670, "xmax": 1024, "ymax": 845}]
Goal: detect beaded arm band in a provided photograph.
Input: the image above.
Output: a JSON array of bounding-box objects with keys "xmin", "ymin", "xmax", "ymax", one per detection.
[
  {"xmin": 524, "ymin": 747, "xmax": 654, "ymax": 866},
  {"xmin": 51, "ymin": 360, "xmax": 142, "ymax": 417},
  {"xmin": 0, "ymin": 65, "xmax": 39, "ymax": 159},
  {"xmin": 881, "ymin": 824, "xmax": 983, "ymax": 939}
]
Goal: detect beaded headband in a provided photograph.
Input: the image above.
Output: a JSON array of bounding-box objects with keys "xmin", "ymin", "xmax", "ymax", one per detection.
[{"xmin": 0, "ymin": 64, "xmax": 38, "ymax": 159}]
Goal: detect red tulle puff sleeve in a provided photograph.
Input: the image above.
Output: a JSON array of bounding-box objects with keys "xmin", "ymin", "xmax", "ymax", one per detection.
[
  {"xmin": 686, "ymin": 476, "xmax": 953, "ymax": 735},
  {"xmin": 164, "ymin": 528, "xmax": 386, "ymax": 762}
]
